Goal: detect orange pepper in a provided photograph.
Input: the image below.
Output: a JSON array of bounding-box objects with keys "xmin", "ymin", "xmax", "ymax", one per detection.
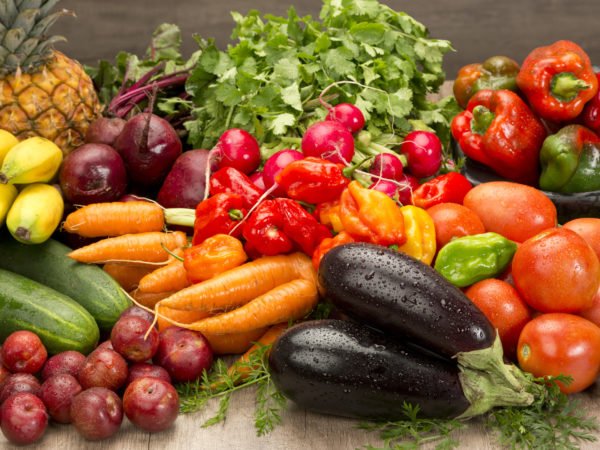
[
  {"xmin": 314, "ymin": 199, "xmax": 344, "ymax": 233},
  {"xmin": 183, "ymin": 234, "xmax": 247, "ymax": 284},
  {"xmin": 311, "ymin": 231, "xmax": 355, "ymax": 270},
  {"xmin": 339, "ymin": 181, "xmax": 406, "ymax": 247}
]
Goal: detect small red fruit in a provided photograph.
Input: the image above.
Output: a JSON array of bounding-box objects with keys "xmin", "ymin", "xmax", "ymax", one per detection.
[{"xmin": 1, "ymin": 330, "xmax": 47, "ymax": 374}]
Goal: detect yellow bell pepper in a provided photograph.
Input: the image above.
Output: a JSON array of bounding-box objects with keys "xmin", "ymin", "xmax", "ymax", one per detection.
[
  {"xmin": 339, "ymin": 181, "xmax": 406, "ymax": 247},
  {"xmin": 397, "ymin": 205, "xmax": 436, "ymax": 265}
]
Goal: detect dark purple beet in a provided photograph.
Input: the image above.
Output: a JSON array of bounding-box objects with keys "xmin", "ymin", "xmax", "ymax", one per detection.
[
  {"xmin": 114, "ymin": 113, "xmax": 182, "ymax": 186},
  {"xmin": 85, "ymin": 117, "xmax": 126, "ymax": 147},
  {"xmin": 157, "ymin": 149, "xmax": 217, "ymax": 208},
  {"xmin": 59, "ymin": 143, "xmax": 128, "ymax": 205}
]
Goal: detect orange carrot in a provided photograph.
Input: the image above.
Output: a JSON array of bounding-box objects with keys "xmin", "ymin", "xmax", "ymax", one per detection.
[
  {"xmin": 166, "ymin": 278, "xmax": 318, "ymax": 335},
  {"xmin": 63, "ymin": 201, "xmax": 165, "ymax": 237},
  {"xmin": 157, "ymin": 252, "xmax": 317, "ymax": 313},
  {"xmin": 230, "ymin": 323, "xmax": 287, "ymax": 374},
  {"xmin": 68, "ymin": 231, "xmax": 188, "ymax": 264},
  {"xmin": 131, "ymin": 289, "xmax": 177, "ymax": 309},
  {"xmin": 102, "ymin": 263, "xmax": 154, "ymax": 291},
  {"xmin": 138, "ymin": 250, "xmax": 190, "ymax": 294},
  {"xmin": 203, "ymin": 327, "xmax": 269, "ymax": 355},
  {"xmin": 156, "ymin": 304, "xmax": 213, "ymax": 332}
]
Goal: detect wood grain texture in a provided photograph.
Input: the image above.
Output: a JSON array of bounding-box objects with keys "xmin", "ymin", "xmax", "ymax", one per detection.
[{"xmin": 54, "ymin": 0, "xmax": 600, "ymax": 78}]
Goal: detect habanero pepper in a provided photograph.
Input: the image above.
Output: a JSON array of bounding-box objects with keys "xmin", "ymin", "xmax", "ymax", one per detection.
[
  {"xmin": 517, "ymin": 40, "xmax": 598, "ymax": 123},
  {"xmin": 192, "ymin": 193, "xmax": 247, "ymax": 245},
  {"xmin": 539, "ymin": 124, "xmax": 600, "ymax": 193},
  {"xmin": 396, "ymin": 205, "xmax": 436, "ymax": 265},
  {"xmin": 453, "ymin": 56, "xmax": 521, "ymax": 109},
  {"xmin": 209, "ymin": 166, "xmax": 265, "ymax": 209},
  {"xmin": 411, "ymin": 172, "xmax": 472, "ymax": 210},
  {"xmin": 277, "ymin": 198, "xmax": 332, "ymax": 256},
  {"xmin": 339, "ymin": 181, "xmax": 406, "ymax": 247},
  {"xmin": 451, "ymin": 89, "xmax": 546, "ymax": 186},
  {"xmin": 242, "ymin": 200, "xmax": 293, "ymax": 256},
  {"xmin": 313, "ymin": 199, "xmax": 344, "ymax": 233},
  {"xmin": 275, "ymin": 157, "xmax": 349, "ymax": 204},
  {"xmin": 183, "ymin": 234, "xmax": 247, "ymax": 284},
  {"xmin": 311, "ymin": 231, "xmax": 355, "ymax": 271}
]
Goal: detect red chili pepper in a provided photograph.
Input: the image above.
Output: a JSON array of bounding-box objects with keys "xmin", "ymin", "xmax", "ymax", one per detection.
[
  {"xmin": 242, "ymin": 200, "xmax": 293, "ymax": 256},
  {"xmin": 275, "ymin": 157, "xmax": 349, "ymax": 204},
  {"xmin": 412, "ymin": 172, "xmax": 472, "ymax": 209},
  {"xmin": 209, "ymin": 166, "xmax": 265, "ymax": 210},
  {"xmin": 192, "ymin": 193, "xmax": 246, "ymax": 245},
  {"xmin": 277, "ymin": 198, "xmax": 332, "ymax": 256}
]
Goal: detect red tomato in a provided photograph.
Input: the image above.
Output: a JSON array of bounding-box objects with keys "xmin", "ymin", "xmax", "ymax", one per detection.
[
  {"xmin": 517, "ymin": 313, "xmax": 600, "ymax": 394},
  {"xmin": 578, "ymin": 284, "xmax": 600, "ymax": 328},
  {"xmin": 512, "ymin": 227, "xmax": 600, "ymax": 313},
  {"xmin": 563, "ymin": 217, "xmax": 600, "ymax": 261},
  {"xmin": 465, "ymin": 278, "xmax": 531, "ymax": 361},
  {"xmin": 426, "ymin": 203, "xmax": 485, "ymax": 250},
  {"xmin": 462, "ymin": 181, "xmax": 557, "ymax": 243}
]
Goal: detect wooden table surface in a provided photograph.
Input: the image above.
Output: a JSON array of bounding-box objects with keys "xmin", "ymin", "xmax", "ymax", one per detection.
[{"xmin": 2, "ymin": 380, "xmax": 600, "ymax": 449}]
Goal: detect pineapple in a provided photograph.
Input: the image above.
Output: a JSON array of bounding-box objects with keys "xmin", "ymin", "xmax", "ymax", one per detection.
[{"xmin": 0, "ymin": 1, "xmax": 102, "ymax": 155}]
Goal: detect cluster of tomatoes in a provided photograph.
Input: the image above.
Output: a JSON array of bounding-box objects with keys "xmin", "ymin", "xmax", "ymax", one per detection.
[{"xmin": 441, "ymin": 181, "xmax": 600, "ymax": 394}]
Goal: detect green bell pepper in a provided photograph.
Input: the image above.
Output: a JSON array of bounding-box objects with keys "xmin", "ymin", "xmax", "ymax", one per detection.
[
  {"xmin": 434, "ymin": 232, "xmax": 518, "ymax": 287},
  {"xmin": 539, "ymin": 124, "xmax": 600, "ymax": 192}
]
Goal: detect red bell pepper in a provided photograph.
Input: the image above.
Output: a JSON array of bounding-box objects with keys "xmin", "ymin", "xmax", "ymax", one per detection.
[
  {"xmin": 412, "ymin": 172, "xmax": 472, "ymax": 209},
  {"xmin": 516, "ymin": 40, "xmax": 598, "ymax": 123},
  {"xmin": 192, "ymin": 193, "xmax": 246, "ymax": 245},
  {"xmin": 275, "ymin": 157, "xmax": 349, "ymax": 204},
  {"xmin": 451, "ymin": 89, "xmax": 546, "ymax": 186},
  {"xmin": 277, "ymin": 198, "xmax": 332, "ymax": 256},
  {"xmin": 209, "ymin": 166, "xmax": 265, "ymax": 210}
]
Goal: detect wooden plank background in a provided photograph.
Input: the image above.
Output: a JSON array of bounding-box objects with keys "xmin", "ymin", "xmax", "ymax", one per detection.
[{"xmin": 55, "ymin": 0, "xmax": 600, "ymax": 80}]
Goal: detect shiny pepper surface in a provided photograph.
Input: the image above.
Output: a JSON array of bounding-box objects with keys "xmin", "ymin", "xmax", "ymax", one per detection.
[
  {"xmin": 517, "ymin": 40, "xmax": 598, "ymax": 122},
  {"xmin": 209, "ymin": 166, "xmax": 264, "ymax": 209},
  {"xmin": 396, "ymin": 205, "xmax": 436, "ymax": 265},
  {"xmin": 192, "ymin": 193, "xmax": 246, "ymax": 245},
  {"xmin": 412, "ymin": 172, "xmax": 472, "ymax": 209},
  {"xmin": 339, "ymin": 181, "xmax": 406, "ymax": 247},
  {"xmin": 434, "ymin": 232, "xmax": 518, "ymax": 288},
  {"xmin": 184, "ymin": 234, "xmax": 247, "ymax": 283},
  {"xmin": 275, "ymin": 157, "xmax": 349, "ymax": 204},
  {"xmin": 242, "ymin": 200, "xmax": 293, "ymax": 256}
]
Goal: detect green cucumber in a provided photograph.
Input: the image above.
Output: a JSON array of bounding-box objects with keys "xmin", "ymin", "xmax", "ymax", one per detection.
[
  {"xmin": 0, "ymin": 237, "xmax": 131, "ymax": 330},
  {"xmin": 0, "ymin": 268, "xmax": 99, "ymax": 354}
]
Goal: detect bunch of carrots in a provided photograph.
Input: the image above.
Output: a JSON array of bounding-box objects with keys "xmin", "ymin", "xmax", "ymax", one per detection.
[{"xmin": 64, "ymin": 201, "xmax": 320, "ymax": 355}]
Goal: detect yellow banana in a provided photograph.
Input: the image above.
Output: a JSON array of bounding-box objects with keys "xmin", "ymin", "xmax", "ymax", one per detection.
[
  {"xmin": 0, "ymin": 130, "xmax": 19, "ymax": 165},
  {"xmin": 0, "ymin": 137, "xmax": 63, "ymax": 185},
  {"xmin": 7, "ymin": 184, "xmax": 64, "ymax": 244},
  {"xmin": 0, "ymin": 183, "xmax": 18, "ymax": 226}
]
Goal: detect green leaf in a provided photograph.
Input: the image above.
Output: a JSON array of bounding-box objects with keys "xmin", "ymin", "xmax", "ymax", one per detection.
[
  {"xmin": 269, "ymin": 113, "xmax": 297, "ymax": 135},
  {"xmin": 389, "ymin": 87, "xmax": 413, "ymax": 117},
  {"xmin": 349, "ymin": 22, "xmax": 386, "ymax": 45},
  {"xmin": 281, "ymin": 82, "xmax": 303, "ymax": 111},
  {"xmin": 274, "ymin": 57, "xmax": 300, "ymax": 81},
  {"xmin": 215, "ymin": 83, "xmax": 243, "ymax": 106},
  {"xmin": 146, "ymin": 23, "xmax": 182, "ymax": 61},
  {"xmin": 314, "ymin": 33, "xmax": 331, "ymax": 53},
  {"xmin": 323, "ymin": 48, "xmax": 356, "ymax": 77}
]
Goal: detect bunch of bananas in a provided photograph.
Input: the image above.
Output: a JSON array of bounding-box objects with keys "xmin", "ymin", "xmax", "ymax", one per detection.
[{"xmin": 0, "ymin": 130, "xmax": 64, "ymax": 244}]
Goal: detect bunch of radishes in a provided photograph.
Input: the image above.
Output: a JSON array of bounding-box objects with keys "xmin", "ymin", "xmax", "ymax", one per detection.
[{"xmin": 0, "ymin": 307, "xmax": 212, "ymax": 445}]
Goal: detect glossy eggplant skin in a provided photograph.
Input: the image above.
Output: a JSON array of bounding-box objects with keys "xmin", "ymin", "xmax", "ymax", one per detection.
[
  {"xmin": 318, "ymin": 243, "xmax": 496, "ymax": 358},
  {"xmin": 268, "ymin": 320, "xmax": 470, "ymax": 420}
]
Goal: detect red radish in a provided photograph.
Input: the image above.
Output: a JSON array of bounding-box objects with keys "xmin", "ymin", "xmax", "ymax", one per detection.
[
  {"xmin": 400, "ymin": 131, "xmax": 442, "ymax": 178},
  {"xmin": 369, "ymin": 179, "xmax": 400, "ymax": 199},
  {"xmin": 85, "ymin": 117, "xmax": 126, "ymax": 147},
  {"xmin": 114, "ymin": 113, "xmax": 182, "ymax": 186},
  {"xmin": 0, "ymin": 393, "xmax": 47, "ymax": 445},
  {"xmin": 369, "ymin": 153, "xmax": 404, "ymax": 182},
  {"xmin": 396, "ymin": 173, "xmax": 420, "ymax": 205},
  {"xmin": 59, "ymin": 143, "xmax": 128, "ymax": 205},
  {"xmin": 157, "ymin": 149, "xmax": 216, "ymax": 209},
  {"xmin": 249, "ymin": 171, "xmax": 267, "ymax": 191},
  {"xmin": 302, "ymin": 121, "xmax": 355, "ymax": 165},
  {"xmin": 262, "ymin": 149, "xmax": 304, "ymax": 197},
  {"xmin": 325, "ymin": 103, "xmax": 365, "ymax": 134},
  {"xmin": 214, "ymin": 129, "xmax": 261, "ymax": 175}
]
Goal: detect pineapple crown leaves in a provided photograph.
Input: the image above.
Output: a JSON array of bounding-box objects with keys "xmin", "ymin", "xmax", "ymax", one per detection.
[{"xmin": 0, "ymin": 0, "xmax": 73, "ymax": 74}]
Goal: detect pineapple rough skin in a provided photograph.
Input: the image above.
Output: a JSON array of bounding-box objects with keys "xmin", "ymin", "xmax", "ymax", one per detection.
[{"xmin": 0, "ymin": 51, "xmax": 102, "ymax": 155}]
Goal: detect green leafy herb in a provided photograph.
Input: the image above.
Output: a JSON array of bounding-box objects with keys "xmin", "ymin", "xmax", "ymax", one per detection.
[
  {"xmin": 176, "ymin": 343, "xmax": 287, "ymax": 436},
  {"xmin": 485, "ymin": 375, "xmax": 598, "ymax": 449},
  {"xmin": 357, "ymin": 402, "xmax": 465, "ymax": 449},
  {"xmin": 183, "ymin": 0, "xmax": 456, "ymax": 150}
]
